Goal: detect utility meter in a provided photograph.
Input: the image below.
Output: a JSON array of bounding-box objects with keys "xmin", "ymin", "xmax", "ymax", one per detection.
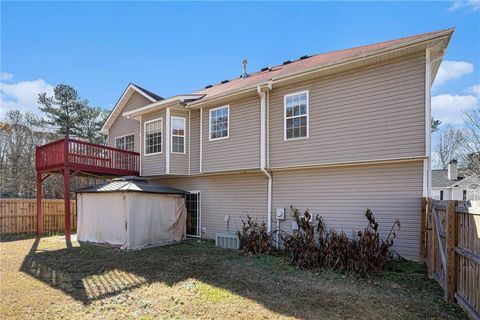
[{"xmin": 275, "ymin": 208, "xmax": 285, "ymax": 220}]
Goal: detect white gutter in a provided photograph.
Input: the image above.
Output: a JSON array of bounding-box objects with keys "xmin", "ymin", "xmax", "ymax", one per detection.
[
  {"xmin": 257, "ymin": 83, "xmax": 272, "ymax": 232},
  {"xmin": 123, "ymin": 94, "xmax": 205, "ymax": 118}
]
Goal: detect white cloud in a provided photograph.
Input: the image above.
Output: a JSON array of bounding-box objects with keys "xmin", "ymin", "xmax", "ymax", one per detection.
[
  {"xmin": 433, "ymin": 60, "xmax": 474, "ymax": 87},
  {"xmin": 448, "ymin": 0, "xmax": 480, "ymax": 11},
  {"xmin": 467, "ymin": 84, "xmax": 480, "ymax": 98},
  {"xmin": 0, "ymin": 78, "xmax": 54, "ymax": 118},
  {"xmin": 1, "ymin": 72, "xmax": 14, "ymax": 81},
  {"xmin": 432, "ymin": 94, "xmax": 479, "ymax": 125}
]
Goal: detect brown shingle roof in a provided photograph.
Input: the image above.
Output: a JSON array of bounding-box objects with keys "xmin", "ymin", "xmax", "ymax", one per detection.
[{"xmin": 194, "ymin": 29, "xmax": 452, "ymax": 100}]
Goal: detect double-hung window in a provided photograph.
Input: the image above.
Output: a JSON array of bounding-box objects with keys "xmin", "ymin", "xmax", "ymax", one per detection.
[
  {"xmin": 171, "ymin": 117, "xmax": 185, "ymax": 154},
  {"xmin": 115, "ymin": 134, "xmax": 134, "ymax": 151},
  {"xmin": 144, "ymin": 118, "xmax": 162, "ymax": 155},
  {"xmin": 284, "ymin": 91, "xmax": 309, "ymax": 140},
  {"xmin": 209, "ymin": 105, "xmax": 229, "ymax": 140}
]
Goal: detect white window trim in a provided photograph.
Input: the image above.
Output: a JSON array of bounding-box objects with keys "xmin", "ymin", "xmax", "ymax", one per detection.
[
  {"xmin": 171, "ymin": 116, "xmax": 186, "ymax": 154},
  {"xmin": 209, "ymin": 105, "xmax": 230, "ymax": 141},
  {"xmin": 114, "ymin": 133, "xmax": 135, "ymax": 151},
  {"xmin": 143, "ymin": 117, "xmax": 163, "ymax": 156},
  {"xmin": 283, "ymin": 90, "xmax": 309, "ymax": 141}
]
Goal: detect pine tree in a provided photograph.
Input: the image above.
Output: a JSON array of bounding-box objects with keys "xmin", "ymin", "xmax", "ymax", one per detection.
[{"xmin": 37, "ymin": 84, "xmax": 87, "ymax": 137}]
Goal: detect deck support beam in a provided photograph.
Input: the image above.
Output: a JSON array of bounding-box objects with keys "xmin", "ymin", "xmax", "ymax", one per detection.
[
  {"xmin": 36, "ymin": 173, "xmax": 43, "ymax": 236},
  {"xmin": 64, "ymin": 168, "xmax": 71, "ymax": 241}
]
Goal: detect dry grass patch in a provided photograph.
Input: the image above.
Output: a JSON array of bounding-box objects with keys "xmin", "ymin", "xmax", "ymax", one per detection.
[{"xmin": 0, "ymin": 235, "xmax": 467, "ymax": 319}]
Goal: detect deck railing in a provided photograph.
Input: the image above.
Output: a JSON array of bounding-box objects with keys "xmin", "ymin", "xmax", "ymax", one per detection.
[{"xmin": 36, "ymin": 137, "xmax": 140, "ymax": 176}]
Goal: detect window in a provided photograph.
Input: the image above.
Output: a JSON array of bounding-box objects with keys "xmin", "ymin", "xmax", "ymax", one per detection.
[
  {"xmin": 284, "ymin": 91, "xmax": 309, "ymax": 140},
  {"xmin": 440, "ymin": 190, "xmax": 444, "ymax": 200},
  {"xmin": 209, "ymin": 105, "xmax": 229, "ymax": 140},
  {"xmin": 115, "ymin": 134, "xmax": 134, "ymax": 151},
  {"xmin": 144, "ymin": 118, "xmax": 162, "ymax": 155},
  {"xmin": 171, "ymin": 117, "xmax": 185, "ymax": 154}
]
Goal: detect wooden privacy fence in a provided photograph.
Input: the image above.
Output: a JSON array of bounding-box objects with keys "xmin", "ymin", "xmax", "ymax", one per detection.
[
  {"xmin": 420, "ymin": 198, "xmax": 480, "ymax": 319},
  {"xmin": 0, "ymin": 199, "xmax": 76, "ymax": 234}
]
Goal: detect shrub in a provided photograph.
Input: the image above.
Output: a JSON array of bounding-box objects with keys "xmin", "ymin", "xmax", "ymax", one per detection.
[
  {"xmin": 237, "ymin": 215, "xmax": 273, "ymax": 255},
  {"xmin": 281, "ymin": 207, "xmax": 400, "ymax": 275}
]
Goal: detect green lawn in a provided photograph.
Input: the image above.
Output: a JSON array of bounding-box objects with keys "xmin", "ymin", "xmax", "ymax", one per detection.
[{"xmin": 0, "ymin": 235, "xmax": 467, "ymax": 319}]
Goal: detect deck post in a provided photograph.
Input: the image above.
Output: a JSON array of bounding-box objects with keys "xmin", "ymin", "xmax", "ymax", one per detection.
[
  {"xmin": 36, "ymin": 173, "xmax": 43, "ymax": 235},
  {"xmin": 64, "ymin": 168, "xmax": 71, "ymax": 241}
]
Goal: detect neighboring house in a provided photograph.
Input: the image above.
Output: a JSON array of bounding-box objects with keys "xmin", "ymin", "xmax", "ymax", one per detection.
[
  {"xmin": 432, "ymin": 160, "xmax": 480, "ymax": 201},
  {"xmin": 101, "ymin": 29, "xmax": 453, "ymax": 260}
]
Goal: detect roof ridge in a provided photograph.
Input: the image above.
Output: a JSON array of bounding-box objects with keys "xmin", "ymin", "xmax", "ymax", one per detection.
[
  {"xmin": 131, "ymin": 83, "xmax": 164, "ymax": 101},
  {"xmin": 306, "ymin": 28, "xmax": 454, "ymax": 59},
  {"xmin": 194, "ymin": 28, "xmax": 453, "ymax": 94}
]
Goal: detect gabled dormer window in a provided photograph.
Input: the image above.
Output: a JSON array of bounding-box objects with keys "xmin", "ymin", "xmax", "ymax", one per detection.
[
  {"xmin": 284, "ymin": 91, "xmax": 309, "ymax": 140},
  {"xmin": 209, "ymin": 105, "xmax": 229, "ymax": 140}
]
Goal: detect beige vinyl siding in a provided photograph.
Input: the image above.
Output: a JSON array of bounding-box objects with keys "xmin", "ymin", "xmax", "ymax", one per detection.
[
  {"xmin": 202, "ymin": 95, "xmax": 261, "ymax": 172},
  {"xmin": 170, "ymin": 109, "xmax": 189, "ymax": 175},
  {"xmin": 269, "ymin": 53, "xmax": 426, "ymax": 169},
  {"xmin": 156, "ymin": 173, "xmax": 267, "ymax": 239},
  {"xmin": 141, "ymin": 110, "xmax": 166, "ymax": 176},
  {"xmin": 108, "ymin": 92, "xmax": 152, "ymax": 152},
  {"xmin": 271, "ymin": 161, "xmax": 423, "ymax": 260},
  {"xmin": 189, "ymin": 109, "xmax": 201, "ymax": 174}
]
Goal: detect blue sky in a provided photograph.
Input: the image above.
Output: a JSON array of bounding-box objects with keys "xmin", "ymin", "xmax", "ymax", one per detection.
[{"xmin": 1, "ymin": 1, "xmax": 479, "ymax": 129}]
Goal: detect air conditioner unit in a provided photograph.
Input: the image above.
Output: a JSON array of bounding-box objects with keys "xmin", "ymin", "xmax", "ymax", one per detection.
[{"xmin": 215, "ymin": 232, "xmax": 240, "ymax": 250}]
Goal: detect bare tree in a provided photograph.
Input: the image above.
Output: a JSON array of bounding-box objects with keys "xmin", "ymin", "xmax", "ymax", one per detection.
[
  {"xmin": 436, "ymin": 125, "xmax": 463, "ymax": 169},
  {"xmin": 0, "ymin": 110, "xmax": 58, "ymax": 197},
  {"xmin": 460, "ymin": 106, "xmax": 480, "ymax": 182}
]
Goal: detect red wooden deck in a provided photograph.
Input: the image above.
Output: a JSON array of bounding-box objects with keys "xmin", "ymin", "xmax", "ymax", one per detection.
[
  {"xmin": 35, "ymin": 137, "xmax": 140, "ymax": 240},
  {"xmin": 36, "ymin": 137, "xmax": 139, "ymax": 176}
]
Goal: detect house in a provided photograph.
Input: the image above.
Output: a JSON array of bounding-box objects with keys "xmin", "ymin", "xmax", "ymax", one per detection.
[
  {"xmin": 100, "ymin": 29, "xmax": 454, "ymax": 260},
  {"xmin": 432, "ymin": 160, "xmax": 480, "ymax": 201}
]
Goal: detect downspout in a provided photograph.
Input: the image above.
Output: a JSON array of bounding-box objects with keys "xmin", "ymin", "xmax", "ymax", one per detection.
[
  {"xmin": 200, "ymin": 108, "xmax": 203, "ymax": 173},
  {"xmin": 257, "ymin": 83, "xmax": 272, "ymax": 232},
  {"xmin": 188, "ymin": 110, "xmax": 191, "ymax": 175},
  {"xmin": 139, "ymin": 115, "xmax": 142, "ymax": 176},
  {"xmin": 423, "ymin": 48, "xmax": 431, "ymax": 198},
  {"xmin": 166, "ymin": 107, "xmax": 171, "ymax": 174}
]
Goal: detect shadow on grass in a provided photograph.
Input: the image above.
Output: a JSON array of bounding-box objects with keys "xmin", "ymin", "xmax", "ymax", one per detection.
[
  {"xmin": 1, "ymin": 233, "xmax": 39, "ymax": 243},
  {"xmin": 18, "ymin": 237, "xmax": 465, "ymax": 319},
  {"xmin": 1, "ymin": 232, "xmax": 69, "ymax": 243},
  {"xmin": 20, "ymin": 237, "xmax": 319, "ymax": 318}
]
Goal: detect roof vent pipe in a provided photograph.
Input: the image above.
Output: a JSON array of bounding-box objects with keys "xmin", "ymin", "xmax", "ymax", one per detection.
[
  {"xmin": 448, "ymin": 159, "xmax": 458, "ymax": 181},
  {"xmin": 241, "ymin": 59, "xmax": 248, "ymax": 79}
]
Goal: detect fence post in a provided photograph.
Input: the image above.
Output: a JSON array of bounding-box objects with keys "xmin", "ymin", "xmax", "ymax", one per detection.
[
  {"xmin": 427, "ymin": 198, "xmax": 435, "ymax": 279},
  {"xmin": 446, "ymin": 200, "xmax": 458, "ymax": 302},
  {"xmin": 420, "ymin": 197, "xmax": 427, "ymax": 263}
]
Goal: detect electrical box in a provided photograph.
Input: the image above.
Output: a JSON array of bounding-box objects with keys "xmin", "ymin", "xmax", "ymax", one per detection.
[
  {"xmin": 275, "ymin": 208, "xmax": 285, "ymax": 220},
  {"xmin": 224, "ymin": 215, "xmax": 230, "ymax": 222}
]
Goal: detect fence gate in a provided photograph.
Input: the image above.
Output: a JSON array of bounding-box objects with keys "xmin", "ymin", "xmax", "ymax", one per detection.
[{"xmin": 422, "ymin": 198, "xmax": 480, "ymax": 319}]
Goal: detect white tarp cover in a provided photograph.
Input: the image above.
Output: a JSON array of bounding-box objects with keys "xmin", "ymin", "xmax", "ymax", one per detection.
[{"xmin": 77, "ymin": 192, "xmax": 186, "ymax": 249}]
